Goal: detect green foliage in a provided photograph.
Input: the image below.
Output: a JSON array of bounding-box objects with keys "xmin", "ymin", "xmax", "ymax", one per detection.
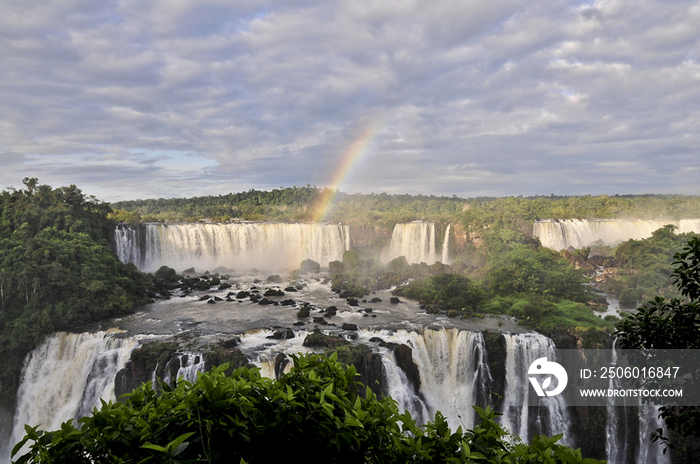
[
  {"xmin": 602, "ymin": 225, "xmax": 696, "ymax": 303},
  {"xmin": 0, "ymin": 179, "xmax": 152, "ymax": 409},
  {"xmin": 486, "ymin": 245, "xmax": 588, "ymax": 302},
  {"xmin": 396, "ymin": 274, "xmax": 486, "ymax": 313},
  {"xmin": 615, "ymin": 236, "xmax": 700, "ymax": 460},
  {"xmin": 14, "ymin": 353, "xmax": 603, "ymax": 464}
]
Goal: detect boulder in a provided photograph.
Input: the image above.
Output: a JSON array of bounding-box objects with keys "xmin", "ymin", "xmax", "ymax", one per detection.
[
  {"xmin": 263, "ymin": 289, "xmax": 285, "ymax": 297},
  {"xmin": 299, "ymin": 259, "xmax": 321, "ymax": 274},
  {"xmin": 312, "ymin": 317, "xmax": 328, "ymax": 325},
  {"xmin": 236, "ymin": 291, "xmax": 250, "ymax": 299},
  {"xmin": 325, "ymin": 306, "xmax": 337, "ymax": 316},
  {"xmin": 341, "ymin": 323, "xmax": 358, "ymax": 331},
  {"xmin": 280, "ymin": 299, "xmax": 296, "ymax": 306},
  {"xmin": 284, "ymin": 286, "xmax": 298, "ymax": 292},
  {"xmin": 347, "ymin": 298, "xmax": 359, "ymax": 306},
  {"xmin": 258, "ymin": 298, "xmax": 274, "ymax": 305},
  {"xmin": 268, "ymin": 329, "xmax": 295, "ymax": 340},
  {"xmin": 390, "ymin": 297, "xmax": 401, "ymax": 304},
  {"xmin": 303, "ymin": 331, "xmax": 349, "ymax": 348},
  {"xmin": 297, "ymin": 306, "xmax": 310, "ymax": 318},
  {"xmin": 266, "ymin": 275, "xmax": 283, "ymax": 283}
]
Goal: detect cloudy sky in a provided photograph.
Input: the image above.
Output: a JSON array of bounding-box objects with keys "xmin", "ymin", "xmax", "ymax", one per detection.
[{"xmin": 1, "ymin": 0, "xmax": 699, "ymax": 201}]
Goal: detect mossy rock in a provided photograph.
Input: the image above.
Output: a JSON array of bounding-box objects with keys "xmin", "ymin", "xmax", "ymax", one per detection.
[{"xmin": 303, "ymin": 332, "xmax": 349, "ymax": 348}]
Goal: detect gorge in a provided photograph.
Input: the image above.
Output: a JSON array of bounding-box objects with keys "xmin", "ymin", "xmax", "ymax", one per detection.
[{"xmin": 6, "ymin": 218, "xmax": 693, "ymax": 463}]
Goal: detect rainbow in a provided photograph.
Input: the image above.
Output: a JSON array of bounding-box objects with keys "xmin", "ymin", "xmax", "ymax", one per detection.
[{"xmin": 312, "ymin": 125, "xmax": 377, "ymax": 223}]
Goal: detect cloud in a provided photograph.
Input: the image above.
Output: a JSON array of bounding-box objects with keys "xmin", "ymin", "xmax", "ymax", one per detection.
[{"xmin": 0, "ymin": 0, "xmax": 698, "ymax": 201}]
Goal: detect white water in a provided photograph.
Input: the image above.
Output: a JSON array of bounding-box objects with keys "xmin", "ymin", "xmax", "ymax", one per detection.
[
  {"xmin": 501, "ymin": 333, "xmax": 571, "ymax": 444},
  {"xmin": 8, "ymin": 325, "xmax": 669, "ymax": 464},
  {"xmin": 637, "ymin": 405, "xmax": 671, "ymax": 464},
  {"xmin": 534, "ymin": 218, "xmax": 700, "ymax": 251},
  {"xmin": 115, "ymin": 223, "xmax": 351, "ymax": 271},
  {"xmin": 385, "ymin": 222, "xmax": 451, "ymax": 264},
  {"xmin": 9, "ymin": 331, "xmax": 139, "ymax": 459},
  {"xmin": 606, "ymin": 338, "xmax": 623, "ymax": 464},
  {"xmin": 363, "ymin": 329, "xmax": 488, "ymax": 429},
  {"xmin": 162, "ymin": 352, "xmax": 206, "ymax": 387}
]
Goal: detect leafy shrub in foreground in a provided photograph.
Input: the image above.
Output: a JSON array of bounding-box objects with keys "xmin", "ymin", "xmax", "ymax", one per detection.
[{"xmin": 14, "ymin": 353, "xmax": 603, "ymax": 464}]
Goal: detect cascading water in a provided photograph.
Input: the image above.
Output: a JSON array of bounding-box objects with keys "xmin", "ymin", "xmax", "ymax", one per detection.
[
  {"xmin": 637, "ymin": 406, "xmax": 671, "ymax": 464},
  {"xmin": 534, "ymin": 218, "xmax": 700, "ymax": 251},
  {"xmin": 361, "ymin": 329, "xmax": 490, "ymax": 430},
  {"xmin": 115, "ymin": 223, "xmax": 351, "ymax": 271},
  {"xmin": 441, "ymin": 224, "xmax": 452, "ymax": 265},
  {"xmin": 500, "ymin": 333, "xmax": 572, "ymax": 444},
  {"xmin": 385, "ymin": 222, "xmax": 451, "ymax": 264},
  {"xmin": 606, "ymin": 338, "xmax": 624, "ymax": 464},
  {"xmin": 9, "ymin": 331, "xmax": 139, "ymax": 459},
  {"xmin": 162, "ymin": 352, "xmax": 207, "ymax": 388}
]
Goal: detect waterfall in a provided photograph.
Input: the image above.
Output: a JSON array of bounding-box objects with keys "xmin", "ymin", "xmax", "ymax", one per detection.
[
  {"xmin": 606, "ymin": 338, "xmax": 626, "ymax": 464},
  {"xmin": 637, "ymin": 406, "xmax": 671, "ymax": 464},
  {"xmin": 363, "ymin": 329, "xmax": 489, "ymax": 430},
  {"xmin": 534, "ymin": 218, "xmax": 700, "ymax": 251},
  {"xmin": 500, "ymin": 333, "xmax": 572, "ymax": 444},
  {"xmin": 115, "ymin": 223, "xmax": 351, "ymax": 271},
  {"xmin": 441, "ymin": 224, "xmax": 452, "ymax": 265},
  {"xmin": 9, "ymin": 331, "xmax": 139, "ymax": 458},
  {"xmin": 385, "ymin": 222, "xmax": 452, "ymax": 264},
  {"xmin": 162, "ymin": 352, "xmax": 206, "ymax": 388}
]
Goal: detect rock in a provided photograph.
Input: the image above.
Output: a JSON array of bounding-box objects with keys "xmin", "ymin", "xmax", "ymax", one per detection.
[
  {"xmin": 250, "ymin": 294, "xmax": 261, "ymax": 302},
  {"xmin": 341, "ymin": 323, "xmax": 358, "ymax": 331},
  {"xmin": 274, "ymin": 353, "xmax": 289, "ymax": 379},
  {"xmin": 312, "ymin": 317, "xmax": 328, "ymax": 325},
  {"xmin": 207, "ymin": 299, "xmax": 216, "ymax": 304},
  {"xmin": 299, "ymin": 259, "xmax": 321, "ymax": 274},
  {"xmin": 364, "ymin": 308, "xmax": 372, "ymax": 313},
  {"xmin": 391, "ymin": 344, "xmax": 420, "ymax": 394},
  {"xmin": 263, "ymin": 289, "xmax": 285, "ymax": 297},
  {"xmin": 235, "ymin": 291, "xmax": 250, "ymax": 299},
  {"xmin": 194, "ymin": 280, "xmax": 211, "ymax": 291},
  {"xmin": 293, "ymin": 321, "xmax": 306, "ymax": 326},
  {"xmin": 370, "ymin": 297, "xmax": 382, "ymax": 303},
  {"xmin": 284, "ymin": 286, "xmax": 298, "ymax": 292},
  {"xmin": 268, "ymin": 329, "xmax": 295, "ymax": 340},
  {"xmin": 302, "ymin": 331, "xmax": 349, "ymax": 348},
  {"xmin": 221, "ymin": 337, "xmax": 241, "ymax": 348},
  {"xmin": 214, "ymin": 296, "xmax": 223, "ymax": 301},
  {"xmin": 280, "ymin": 299, "xmax": 296, "ymax": 306},
  {"xmin": 258, "ymin": 298, "xmax": 274, "ymax": 305},
  {"xmin": 328, "ymin": 260, "xmax": 343, "ymax": 274},
  {"xmin": 390, "ymin": 297, "xmax": 401, "ymax": 304},
  {"xmin": 198, "ymin": 295, "xmax": 210, "ymax": 301},
  {"xmin": 369, "ymin": 337, "xmax": 384, "ymax": 344},
  {"xmin": 266, "ymin": 274, "xmax": 283, "ymax": 283},
  {"xmin": 325, "ymin": 306, "xmax": 337, "ymax": 316},
  {"xmin": 297, "ymin": 306, "xmax": 310, "ymax": 318},
  {"xmin": 347, "ymin": 298, "xmax": 359, "ymax": 306}
]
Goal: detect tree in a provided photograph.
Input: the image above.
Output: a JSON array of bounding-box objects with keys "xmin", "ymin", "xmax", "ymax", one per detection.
[
  {"xmin": 14, "ymin": 353, "xmax": 603, "ymax": 464},
  {"xmin": 615, "ymin": 236, "xmax": 700, "ymax": 460}
]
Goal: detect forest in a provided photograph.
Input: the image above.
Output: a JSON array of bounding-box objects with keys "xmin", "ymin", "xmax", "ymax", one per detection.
[
  {"xmin": 0, "ymin": 179, "xmax": 152, "ymax": 410},
  {"xmin": 110, "ymin": 186, "xmax": 700, "ymax": 228}
]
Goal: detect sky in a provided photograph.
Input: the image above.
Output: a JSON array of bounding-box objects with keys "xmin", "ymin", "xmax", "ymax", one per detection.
[{"xmin": 1, "ymin": 0, "xmax": 699, "ymax": 202}]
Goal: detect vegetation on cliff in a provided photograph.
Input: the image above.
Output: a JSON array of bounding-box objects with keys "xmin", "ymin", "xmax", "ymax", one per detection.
[
  {"xmin": 597, "ymin": 225, "xmax": 698, "ymax": 304},
  {"xmin": 14, "ymin": 353, "xmax": 604, "ymax": 464},
  {"xmin": 0, "ymin": 179, "xmax": 152, "ymax": 407},
  {"xmin": 615, "ymin": 236, "xmax": 700, "ymax": 461}
]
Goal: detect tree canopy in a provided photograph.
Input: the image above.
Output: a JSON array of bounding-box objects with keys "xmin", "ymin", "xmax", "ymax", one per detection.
[{"xmin": 0, "ymin": 179, "xmax": 152, "ymax": 408}]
